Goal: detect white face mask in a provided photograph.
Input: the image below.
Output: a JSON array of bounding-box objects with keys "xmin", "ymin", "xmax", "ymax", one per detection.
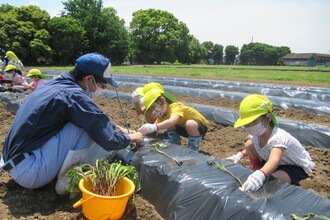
[
  {"xmin": 245, "ymin": 120, "xmax": 267, "ymax": 136},
  {"xmin": 5, "ymin": 73, "xmax": 13, "ymax": 80},
  {"xmin": 152, "ymin": 104, "xmax": 165, "ymax": 118},
  {"xmin": 85, "ymin": 77, "xmax": 103, "ymax": 99}
]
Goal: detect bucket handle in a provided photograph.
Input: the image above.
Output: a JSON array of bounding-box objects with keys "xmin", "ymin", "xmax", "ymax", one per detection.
[{"xmin": 73, "ymin": 196, "xmax": 94, "ymax": 208}]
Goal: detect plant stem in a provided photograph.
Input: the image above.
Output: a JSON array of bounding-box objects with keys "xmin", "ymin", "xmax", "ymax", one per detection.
[
  {"xmin": 151, "ymin": 143, "xmax": 182, "ymax": 166},
  {"xmin": 207, "ymin": 159, "xmax": 243, "ymax": 186}
]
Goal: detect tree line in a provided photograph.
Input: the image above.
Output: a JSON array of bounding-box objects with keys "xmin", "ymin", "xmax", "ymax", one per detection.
[{"xmin": 0, "ymin": 1, "xmax": 291, "ymax": 66}]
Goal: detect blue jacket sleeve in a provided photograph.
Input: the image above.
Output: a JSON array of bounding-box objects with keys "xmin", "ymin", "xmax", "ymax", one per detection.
[{"xmin": 58, "ymin": 91, "xmax": 131, "ymax": 150}]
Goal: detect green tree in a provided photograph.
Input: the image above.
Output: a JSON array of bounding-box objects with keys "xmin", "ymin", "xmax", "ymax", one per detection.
[
  {"xmin": 225, "ymin": 45, "xmax": 239, "ymax": 65},
  {"xmin": 0, "ymin": 3, "xmax": 14, "ymax": 13},
  {"xmin": 62, "ymin": 0, "xmax": 128, "ymax": 64},
  {"xmin": 213, "ymin": 44, "xmax": 223, "ymax": 65},
  {"xmin": 130, "ymin": 9, "xmax": 190, "ymax": 64},
  {"xmin": 48, "ymin": 17, "xmax": 87, "ymax": 65},
  {"xmin": 276, "ymin": 46, "xmax": 291, "ymax": 65},
  {"xmin": 62, "ymin": 0, "xmax": 103, "ymax": 52},
  {"xmin": 188, "ymin": 35, "xmax": 206, "ymax": 64},
  {"xmin": 201, "ymin": 41, "xmax": 223, "ymax": 65},
  {"xmin": 98, "ymin": 7, "xmax": 129, "ymax": 65},
  {"xmin": 0, "ymin": 5, "xmax": 51, "ymax": 65},
  {"xmin": 201, "ymin": 41, "xmax": 214, "ymax": 64},
  {"xmin": 30, "ymin": 29, "xmax": 52, "ymax": 65},
  {"xmin": 240, "ymin": 42, "xmax": 291, "ymax": 65}
]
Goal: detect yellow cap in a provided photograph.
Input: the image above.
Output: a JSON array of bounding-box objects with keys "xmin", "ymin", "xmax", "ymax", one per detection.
[
  {"xmin": 143, "ymin": 88, "xmax": 176, "ymax": 111},
  {"xmin": 5, "ymin": 64, "xmax": 17, "ymax": 72},
  {"xmin": 142, "ymin": 82, "xmax": 164, "ymax": 95},
  {"xmin": 135, "ymin": 87, "xmax": 144, "ymax": 96},
  {"xmin": 26, "ymin": 68, "xmax": 47, "ymax": 79},
  {"xmin": 5, "ymin": 51, "xmax": 17, "ymax": 59},
  {"xmin": 134, "ymin": 83, "xmax": 164, "ymax": 97},
  {"xmin": 234, "ymin": 94, "xmax": 278, "ymax": 128}
]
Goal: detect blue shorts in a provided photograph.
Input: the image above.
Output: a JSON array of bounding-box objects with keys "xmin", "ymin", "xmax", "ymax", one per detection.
[
  {"xmin": 175, "ymin": 122, "xmax": 207, "ymax": 138},
  {"xmin": 260, "ymin": 161, "xmax": 308, "ymax": 185},
  {"xmin": 276, "ymin": 165, "xmax": 308, "ymax": 185}
]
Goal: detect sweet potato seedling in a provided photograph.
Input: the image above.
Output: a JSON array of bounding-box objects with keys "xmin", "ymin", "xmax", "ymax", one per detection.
[
  {"xmin": 207, "ymin": 159, "xmax": 243, "ymax": 186},
  {"xmin": 151, "ymin": 142, "xmax": 182, "ymax": 166},
  {"xmin": 66, "ymin": 160, "xmax": 140, "ymax": 198},
  {"xmin": 291, "ymin": 213, "xmax": 330, "ymax": 220}
]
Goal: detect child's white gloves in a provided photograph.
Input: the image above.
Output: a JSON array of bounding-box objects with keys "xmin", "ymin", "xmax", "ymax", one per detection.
[
  {"xmin": 239, "ymin": 170, "xmax": 266, "ymax": 192},
  {"xmin": 131, "ymin": 91, "xmax": 140, "ymax": 102},
  {"xmin": 225, "ymin": 151, "xmax": 244, "ymax": 163},
  {"xmin": 138, "ymin": 123, "xmax": 157, "ymax": 134}
]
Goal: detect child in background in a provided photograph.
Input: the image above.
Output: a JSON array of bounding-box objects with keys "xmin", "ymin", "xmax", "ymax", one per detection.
[
  {"xmin": 138, "ymin": 88, "xmax": 208, "ymax": 152},
  {"xmin": 4, "ymin": 65, "xmax": 28, "ymax": 86},
  {"xmin": 131, "ymin": 82, "xmax": 167, "ymax": 124},
  {"xmin": 4, "ymin": 51, "xmax": 24, "ymax": 71},
  {"xmin": 27, "ymin": 68, "xmax": 48, "ymax": 90},
  {"xmin": 233, "ymin": 94, "xmax": 314, "ymax": 192}
]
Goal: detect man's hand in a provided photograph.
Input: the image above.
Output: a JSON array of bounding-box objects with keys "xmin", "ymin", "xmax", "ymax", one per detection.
[
  {"xmin": 225, "ymin": 151, "xmax": 244, "ymax": 163},
  {"xmin": 129, "ymin": 131, "xmax": 144, "ymax": 145},
  {"xmin": 131, "ymin": 91, "xmax": 140, "ymax": 102},
  {"xmin": 138, "ymin": 123, "xmax": 157, "ymax": 134},
  {"xmin": 239, "ymin": 170, "xmax": 266, "ymax": 192}
]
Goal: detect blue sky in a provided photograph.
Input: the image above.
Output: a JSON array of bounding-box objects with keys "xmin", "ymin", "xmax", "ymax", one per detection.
[{"xmin": 2, "ymin": 0, "xmax": 330, "ymax": 54}]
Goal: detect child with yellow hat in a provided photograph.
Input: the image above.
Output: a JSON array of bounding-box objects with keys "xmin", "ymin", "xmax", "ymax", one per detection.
[
  {"xmin": 138, "ymin": 87, "xmax": 208, "ymax": 152},
  {"xmin": 5, "ymin": 64, "xmax": 28, "ymax": 86},
  {"xmin": 131, "ymin": 82, "xmax": 167, "ymax": 124},
  {"xmin": 232, "ymin": 94, "xmax": 314, "ymax": 192},
  {"xmin": 5, "ymin": 51, "xmax": 24, "ymax": 71},
  {"xmin": 27, "ymin": 68, "xmax": 48, "ymax": 90},
  {"xmin": 132, "ymin": 82, "xmax": 178, "ymax": 124}
]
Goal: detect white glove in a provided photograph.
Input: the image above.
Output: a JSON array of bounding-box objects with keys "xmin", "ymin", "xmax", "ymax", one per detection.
[
  {"xmin": 131, "ymin": 91, "xmax": 140, "ymax": 102},
  {"xmin": 225, "ymin": 151, "xmax": 244, "ymax": 163},
  {"xmin": 239, "ymin": 170, "xmax": 266, "ymax": 192},
  {"xmin": 157, "ymin": 129, "xmax": 167, "ymax": 134},
  {"xmin": 138, "ymin": 124, "xmax": 158, "ymax": 134}
]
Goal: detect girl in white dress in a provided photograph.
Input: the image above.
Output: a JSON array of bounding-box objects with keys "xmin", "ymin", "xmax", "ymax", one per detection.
[{"xmin": 233, "ymin": 94, "xmax": 314, "ymax": 192}]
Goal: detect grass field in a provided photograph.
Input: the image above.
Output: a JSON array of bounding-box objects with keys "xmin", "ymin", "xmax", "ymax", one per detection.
[{"xmin": 37, "ymin": 64, "xmax": 330, "ymax": 85}]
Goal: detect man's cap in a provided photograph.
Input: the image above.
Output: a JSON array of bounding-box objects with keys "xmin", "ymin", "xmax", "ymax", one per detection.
[
  {"xmin": 5, "ymin": 65, "xmax": 17, "ymax": 72},
  {"xmin": 234, "ymin": 94, "xmax": 278, "ymax": 128},
  {"xmin": 75, "ymin": 53, "xmax": 118, "ymax": 87},
  {"xmin": 143, "ymin": 88, "xmax": 176, "ymax": 112},
  {"xmin": 26, "ymin": 68, "xmax": 47, "ymax": 79}
]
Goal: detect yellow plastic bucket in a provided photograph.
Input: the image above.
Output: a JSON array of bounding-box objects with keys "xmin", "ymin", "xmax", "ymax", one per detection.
[{"xmin": 73, "ymin": 177, "xmax": 135, "ymax": 220}]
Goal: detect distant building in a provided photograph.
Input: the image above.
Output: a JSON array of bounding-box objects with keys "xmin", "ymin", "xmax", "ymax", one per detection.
[{"xmin": 283, "ymin": 53, "xmax": 330, "ymax": 66}]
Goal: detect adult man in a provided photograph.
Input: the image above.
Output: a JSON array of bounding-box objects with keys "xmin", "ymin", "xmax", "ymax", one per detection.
[{"xmin": 0, "ymin": 53, "xmax": 143, "ymax": 195}]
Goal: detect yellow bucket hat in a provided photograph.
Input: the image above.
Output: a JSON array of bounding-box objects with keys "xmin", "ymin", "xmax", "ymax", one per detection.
[
  {"xmin": 234, "ymin": 94, "xmax": 278, "ymax": 128},
  {"xmin": 26, "ymin": 68, "xmax": 47, "ymax": 79},
  {"xmin": 5, "ymin": 51, "xmax": 18, "ymax": 60},
  {"xmin": 142, "ymin": 82, "xmax": 164, "ymax": 95},
  {"xmin": 143, "ymin": 88, "xmax": 176, "ymax": 111},
  {"xmin": 5, "ymin": 64, "xmax": 17, "ymax": 72},
  {"xmin": 134, "ymin": 87, "xmax": 144, "ymax": 96},
  {"xmin": 138, "ymin": 82, "xmax": 176, "ymax": 104},
  {"xmin": 134, "ymin": 82, "xmax": 164, "ymax": 97}
]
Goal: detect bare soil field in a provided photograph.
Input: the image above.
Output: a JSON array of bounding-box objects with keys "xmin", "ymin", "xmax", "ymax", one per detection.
[{"xmin": 0, "ymin": 79, "xmax": 329, "ymax": 219}]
